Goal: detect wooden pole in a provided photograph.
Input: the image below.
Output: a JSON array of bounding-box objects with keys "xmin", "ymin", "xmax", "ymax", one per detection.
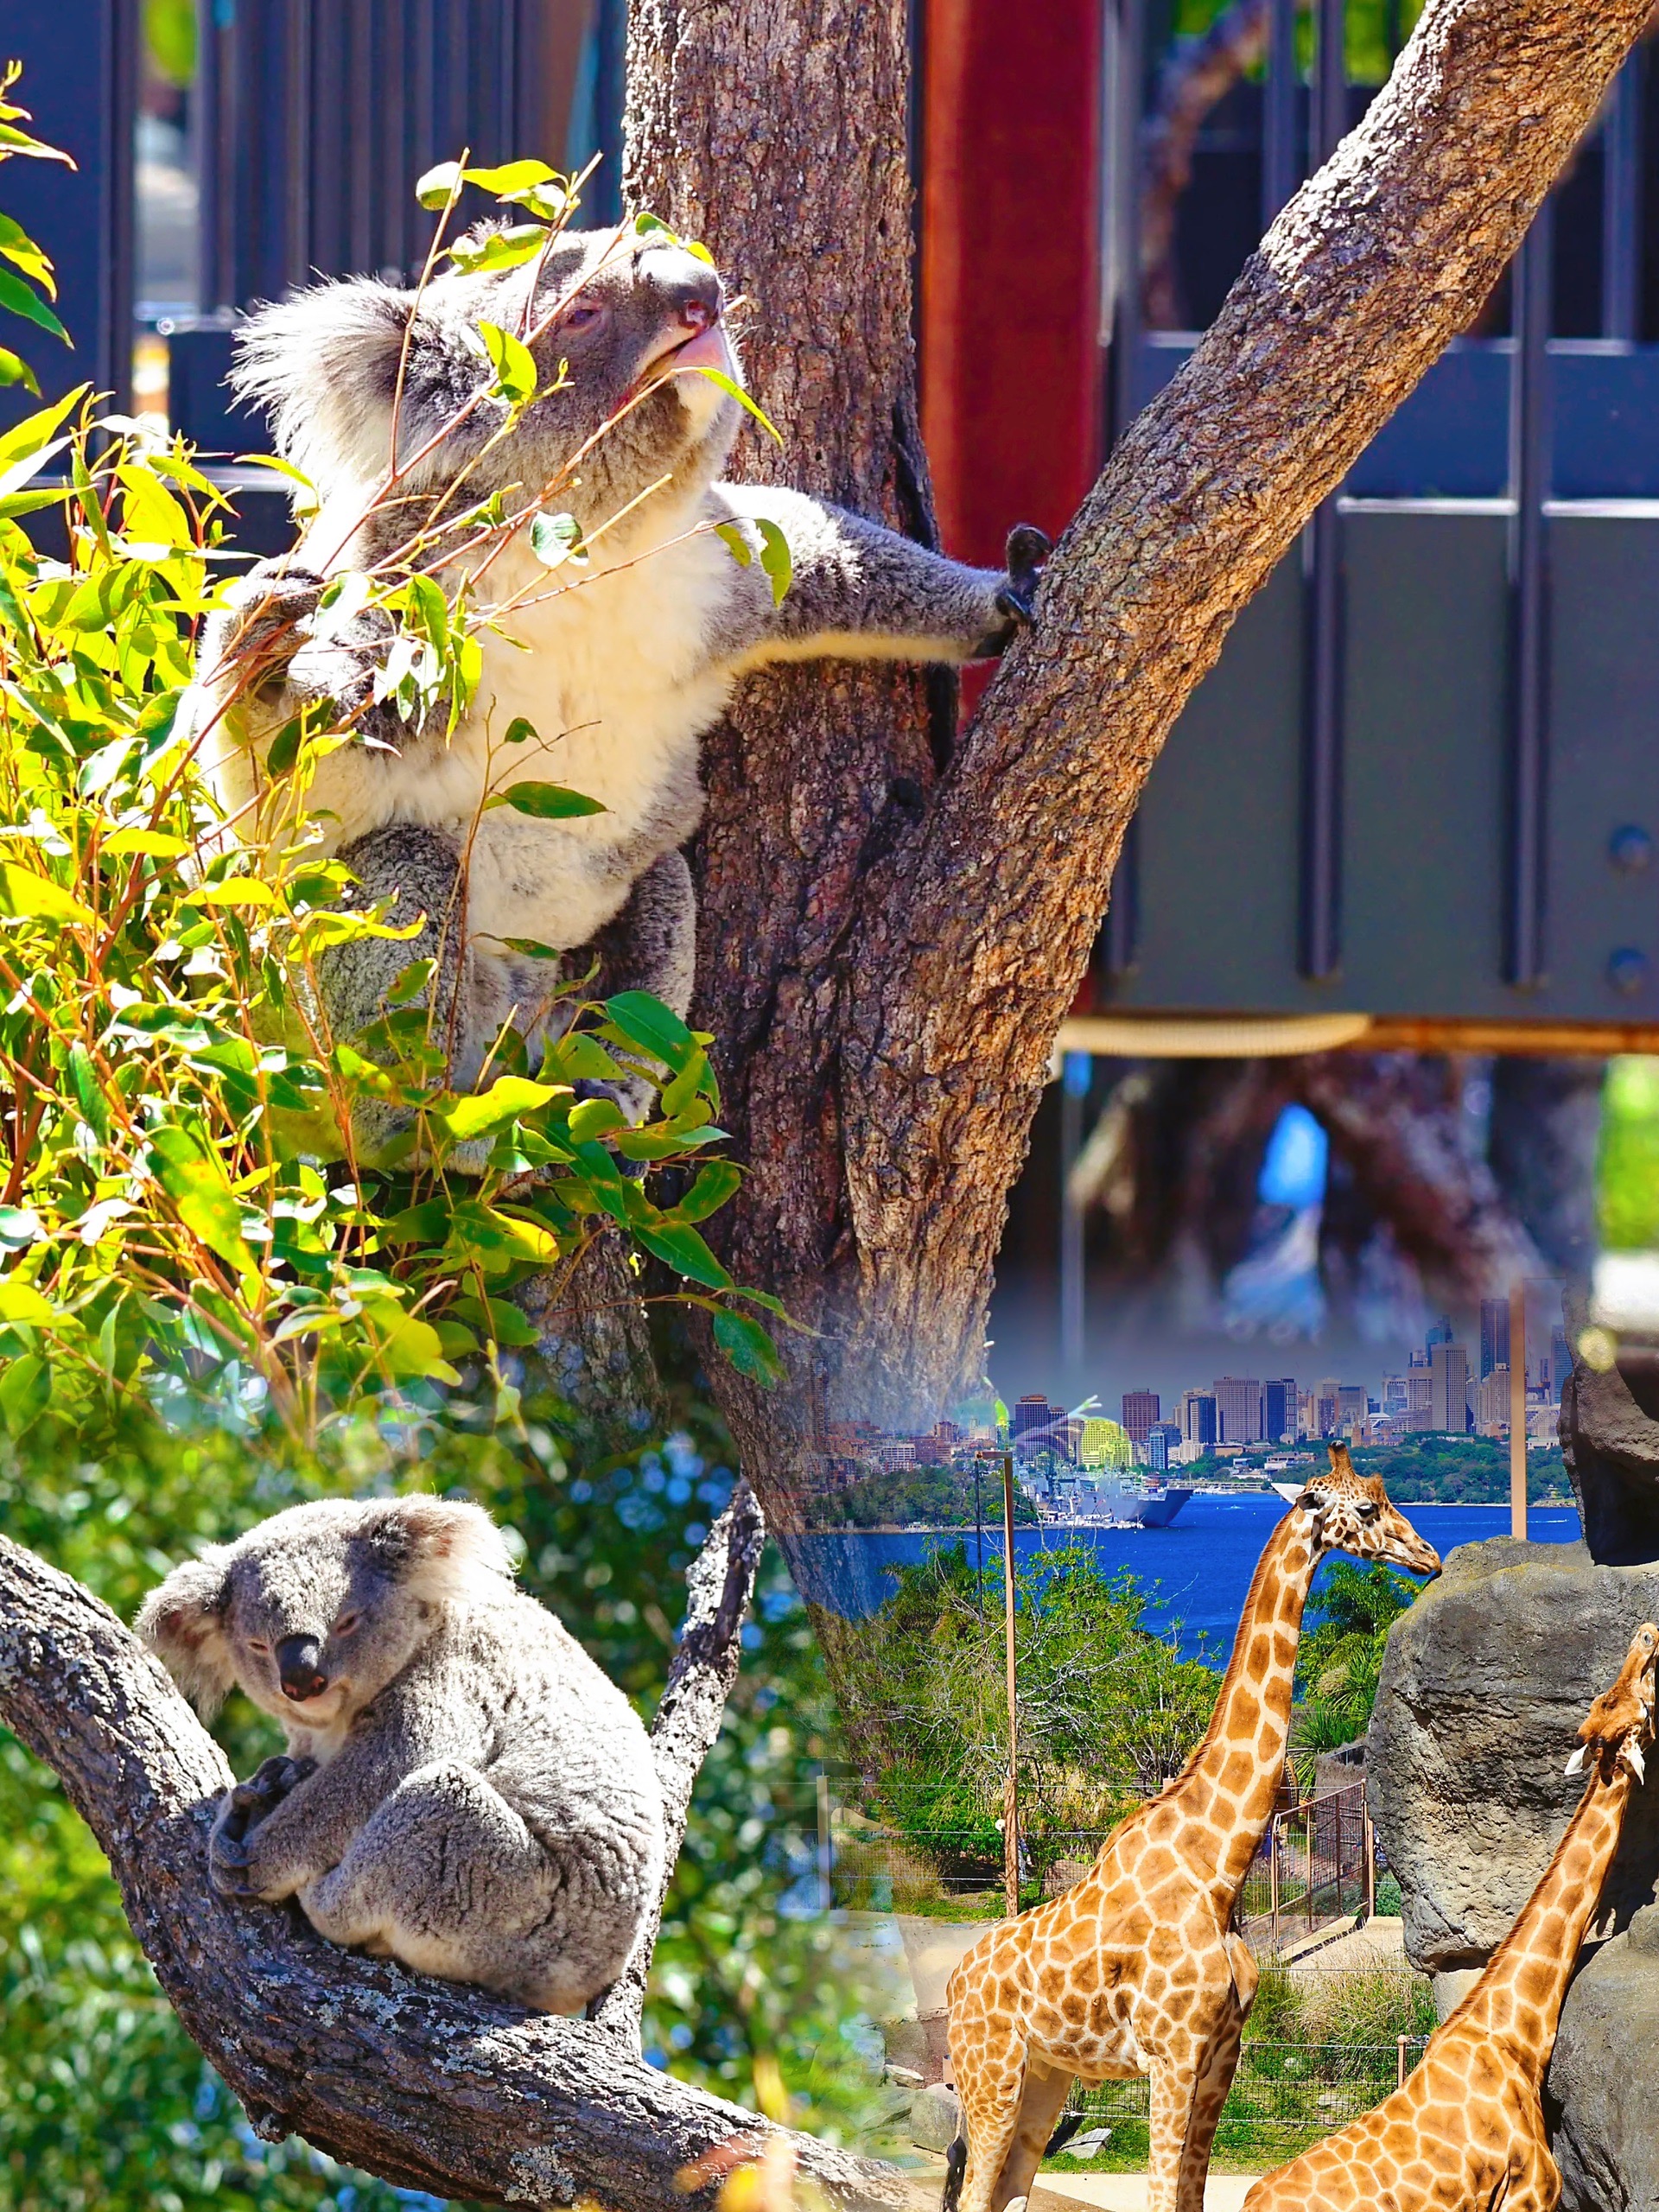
[
  {"xmin": 1510, "ymin": 1281, "xmax": 1529, "ymax": 1541},
  {"xmin": 1002, "ymin": 1449, "xmax": 1020, "ymax": 1919}
]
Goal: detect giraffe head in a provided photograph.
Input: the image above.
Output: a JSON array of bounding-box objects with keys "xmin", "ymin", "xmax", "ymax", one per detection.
[
  {"xmin": 1294, "ymin": 1442, "xmax": 1441, "ymax": 1578},
  {"xmin": 1565, "ymin": 1621, "xmax": 1659, "ymax": 1783}
]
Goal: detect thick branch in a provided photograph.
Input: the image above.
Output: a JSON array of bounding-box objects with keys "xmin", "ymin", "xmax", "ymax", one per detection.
[
  {"xmin": 593, "ymin": 1479, "xmax": 766, "ymax": 2045},
  {"xmin": 0, "ymin": 1532, "xmax": 910, "ymax": 2212}
]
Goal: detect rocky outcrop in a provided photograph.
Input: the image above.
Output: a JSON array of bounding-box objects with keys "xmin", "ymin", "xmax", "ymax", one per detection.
[
  {"xmin": 1370, "ymin": 1536, "xmax": 1659, "ymax": 2210},
  {"xmin": 1560, "ymin": 1291, "xmax": 1659, "ymax": 1565},
  {"xmin": 1370, "ymin": 1537, "xmax": 1659, "ymax": 1974},
  {"xmin": 1548, "ymin": 1904, "xmax": 1659, "ymax": 2212}
]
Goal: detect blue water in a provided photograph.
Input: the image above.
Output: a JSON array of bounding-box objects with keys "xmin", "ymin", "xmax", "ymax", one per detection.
[{"xmin": 778, "ymin": 1495, "xmax": 1583, "ymax": 1657}]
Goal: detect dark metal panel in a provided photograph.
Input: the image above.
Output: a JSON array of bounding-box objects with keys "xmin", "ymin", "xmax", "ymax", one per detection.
[
  {"xmin": 0, "ymin": 0, "xmax": 136, "ymax": 420},
  {"xmin": 1338, "ymin": 510, "xmax": 1510, "ymax": 1014},
  {"xmin": 1102, "ymin": 557, "xmax": 1306, "ymax": 1007},
  {"xmin": 1544, "ymin": 515, "xmax": 1659, "ymax": 1018},
  {"xmin": 1506, "ymin": 202, "xmax": 1554, "ymax": 987}
]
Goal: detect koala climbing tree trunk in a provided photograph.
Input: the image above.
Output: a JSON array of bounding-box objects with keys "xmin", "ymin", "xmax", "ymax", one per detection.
[{"xmin": 622, "ymin": 0, "xmax": 1656, "ymax": 1532}]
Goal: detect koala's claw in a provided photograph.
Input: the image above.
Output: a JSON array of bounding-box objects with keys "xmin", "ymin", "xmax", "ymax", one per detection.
[
  {"xmin": 221, "ymin": 563, "xmax": 327, "ymax": 688},
  {"xmin": 210, "ymin": 1756, "xmax": 315, "ymax": 1897},
  {"xmin": 994, "ymin": 523, "xmax": 1052, "ymax": 628}
]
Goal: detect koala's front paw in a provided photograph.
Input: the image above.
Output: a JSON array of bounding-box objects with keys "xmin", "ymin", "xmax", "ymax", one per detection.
[
  {"xmin": 208, "ymin": 1756, "xmax": 315, "ymax": 1900},
  {"xmin": 219, "ymin": 563, "xmax": 327, "ymax": 690},
  {"xmin": 994, "ymin": 524, "xmax": 1052, "ymax": 630}
]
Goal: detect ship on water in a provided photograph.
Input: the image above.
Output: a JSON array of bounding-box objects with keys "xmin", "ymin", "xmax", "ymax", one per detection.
[{"xmin": 1063, "ymin": 1477, "xmax": 1194, "ymax": 1529}]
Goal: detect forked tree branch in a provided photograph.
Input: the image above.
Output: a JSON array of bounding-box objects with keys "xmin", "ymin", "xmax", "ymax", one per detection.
[
  {"xmin": 593, "ymin": 1478, "xmax": 767, "ymax": 2045},
  {"xmin": 0, "ymin": 1513, "xmax": 912, "ymax": 2212}
]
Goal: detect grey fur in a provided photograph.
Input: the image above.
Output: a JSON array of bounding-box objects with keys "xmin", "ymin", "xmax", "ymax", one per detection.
[
  {"xmin": 200, "ymin": 227, "xmax": 1046, "ymax": 1141},
  {"xmin": 136, "ymin": 1497, "xmax": 665, "ymax": 2015}
]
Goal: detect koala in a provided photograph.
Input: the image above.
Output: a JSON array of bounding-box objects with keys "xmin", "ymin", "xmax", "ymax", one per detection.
[
  {"xmin": 136, "ymin": 1496, "xmax": 664, "ymax": 2014},
  {"xmin": 195, "ymin": 223, "xmax": 1049, "ymax": 1130}
]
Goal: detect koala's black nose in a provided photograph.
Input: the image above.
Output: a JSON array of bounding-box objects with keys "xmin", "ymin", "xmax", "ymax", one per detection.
[
  {"xmin": 275, "ymin": 1635, "xmax": 327, "ymax": 1701},
  {"xmin": 641, "ymin": 247, "xmax": 721, "ymax": 335}
]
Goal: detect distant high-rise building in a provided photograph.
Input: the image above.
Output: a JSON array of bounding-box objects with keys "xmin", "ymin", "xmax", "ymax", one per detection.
[
  {"xmin": 1143, "ymin": 1421, "xmax": 1183, "ymax": 1472},
  {"xmin": 1479, "ymin": 1298, "xmax": 1510, "ymax": 1380},
  {"xmin": 1054, "ymin": 1416, "xmax": 1085, "ymax": 1465},
  {"xmin": 1214, "ymin": 1376, "xmax": 1262, "ymax": 1444},
  {"xmin": 1382, "ymin": 1374, "xmax": 1408, "ymax": 1419},
  {"xmin": 1013, "ymin": 1395, "xmax": 1053, "ymax": 1452},
  {"xmin": 1121, "ymin": 1389, "xmax": 1160, "ymax": 1445},
  {"xmin": 1431, "ymin": 1343, "xmax": 1470, "ymax": 1433},
  {"xmin": 1261, "ymin": 1378, "xmax": 1297, "ymax": 1442},
  {"xmin": 1427, "ymin": 1313, "xmax": 1454, "ymax": 1351},
  {"xmin": 1314, "ymin": 1377, "xmax": 1342, "ymax": 1437},
  {"xmin": 1550, "ymin": 1327, "xmax": 1571, "ymax": 1401},
  {"xmin": 1475, "ymin": 1365, "xmax": 1510, "ymax": 1431},
  {"xmin": 1179, "ymin": 1390, "xmax": 1217, "ymax": 1448},
  {"xmin": 1337, "ymin": 1385, "xmax": 1366, "ymax": 1433}
]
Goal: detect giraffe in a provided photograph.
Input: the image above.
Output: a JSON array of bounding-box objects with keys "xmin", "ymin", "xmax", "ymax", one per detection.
[
  {"xmin": 1239, "ymin": 1619, "xmax": 1659, "ymax": 2212},
  {"xmin": 943, "ymin": 1442, "xmax": 1441, "ymax": 2212}
]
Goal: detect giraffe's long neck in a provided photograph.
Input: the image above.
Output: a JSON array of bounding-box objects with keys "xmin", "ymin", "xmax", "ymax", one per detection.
[
  {"xmin": 1174, "ymin": 1513, "xmax": 1319, "ymax": 1894},
  {"xmin": 1447, "ymin": 1763, "xmax": 1633, "ymax": 2081}
]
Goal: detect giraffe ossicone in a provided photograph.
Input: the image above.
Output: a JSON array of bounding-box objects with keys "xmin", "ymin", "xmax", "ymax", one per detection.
[
  {"xmin": 943, "ymin": 1442, "xmax": 1440, "ymax": 2212},
  {"xmin": 1240, "ymin": 1620, "xmax": 1659, "ymax": 2212}
]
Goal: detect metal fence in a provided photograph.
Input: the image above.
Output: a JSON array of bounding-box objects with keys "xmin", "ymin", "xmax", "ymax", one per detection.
[
  {"xmin": 830, "ymin": 1779, "xmax": 1376, "ymax": 1947},
  {"xmin": 1062, "ymin": 2035, "xmax": 1430, "ymax": 2155}
]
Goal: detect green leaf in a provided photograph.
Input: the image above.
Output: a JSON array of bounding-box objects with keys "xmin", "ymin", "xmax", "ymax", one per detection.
[
  {"xmin": 477, "ymin": 319, "xmax": 537, "ymax": 410},
  {"xmin": 677, "ymin": 1160, "xmax": 741, "ymax": 1221},
  {"xmin": 0, "ymin": 264, "xmax": 67, "ymax": 343},
  {"xmin": 0, "ymin": 1350, "xmax": 50, "ymax": 1433},
  {"xmin": 485, "ymin": 780, "xmax": 606, "ymax": 819},
  {"xmin": 568, "ymin": 1096, "xmax": 626, "ymax": 1142},
  {"xmin": 549, "ymin": 1033, "xmax": 624, "ymax": 1084},
  {"xmin": 464, "ymin": 158, "xmax": 562, "ymax": 197},
  {"xmin": 148, "ymin": 1136, "xmax": 256, "ymax": 1279},
  {"xmin": 502, "ymin": 715, "xmax": 537, "ymax": 745},
  {"xmin": 603, "ymin": 989, "xmax": 696, "ymax": 1072},
  {"xmin": 632, "ymin": 1218, "xmax": 732, "ymax": 1291},
  {"xmin": 0, "ymin": 1281, "xmax": 59, "ymax": 1328},
  {"xmin": 0, "ymin": 1206, "xmax": 43, "ymax": 1249},
  {"xmin": 450, "ymin": 1292, "xmax": 541, "ymax": 1348},
  {"xmin": 755, "ymin": 517, "xmax": 793, "ymax": 604},
  {"xmin": 448, "ymin": 224, "xmax": 551, "ymax": 276},
  {"xmin": 0, "ymin": 344, "xmax": 38, "ymax": 395},
  {"xmin": 379, "ymin": 1198, "xmax": 451, "ymax": 1244},
  {"xmin": 529, "ymin": 510, "xmax": 587, "ymax": 569},
  {"xmin": 0, "ymin": 860, "xmax": 93, "ymax": 926},
  {"xmin": 713, "ymin": 1306, "xmax": 785, "ymax": 1387},
  {"xmin": 66, "ymin": 1041, "xmax": 110, "ymax": 1143},
  {"xmin": 714, "ymin": 519, "xmax": 752, "ymax": 568},
  {"xmin": 439, "ymin": 1075, "xmax": 567, "ymax": 1143},
  {"xmin": 416, "ymin": 159, "xmax": 464, "ymax": 209},
  {"xmin": 385, "ymin": 957, "xmax": 435, "ymax": 1006},
  {"xmin": 683, "ymin": 365, "xmax": 782, "ymax": 444},
  {"xmin": 0, "ymin": 212, "xmax": 54, "ymax": 293}
]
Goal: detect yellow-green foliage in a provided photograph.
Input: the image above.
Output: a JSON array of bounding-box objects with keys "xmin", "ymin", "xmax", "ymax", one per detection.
[{"xmin": 1599, "ymin": 1057, "xmax": 1659, "ymax": 1253}]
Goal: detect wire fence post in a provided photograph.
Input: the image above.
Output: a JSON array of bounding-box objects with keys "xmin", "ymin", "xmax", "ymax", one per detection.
[
  {"xmin": 1510, "ymin": 1281, "xmax": 1529, "ymax": 1540},
  {"xmin": 1397, "ymin": 2033, "xmax": 1409, "ymax": 2089},
  {"xmin": 1002, "ymin": 1449, "xmax": 1020, "ymax": 1919},
  {"xmin": 816, "ymin": 1770, "xmax": 833, "ymax": 1913}
]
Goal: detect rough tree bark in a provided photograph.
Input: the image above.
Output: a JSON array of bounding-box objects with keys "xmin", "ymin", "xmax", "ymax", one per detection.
[
  {"xmin": 628, "ymin": 0, "xmax": 1654, "ymax": 1520},
  {"xmin": 0, "ymin": 1495, "xmax": 914, "ymax": 2212}
]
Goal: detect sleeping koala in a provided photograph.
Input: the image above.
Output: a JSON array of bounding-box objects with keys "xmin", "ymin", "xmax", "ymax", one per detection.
[
  {"xmin": 136, "ymin": 1496, "xmax": 663, "ymax": 2014},
  {"xmin": 196, "ymin": 223, "xmax": 1048, "ymax": 1127}
]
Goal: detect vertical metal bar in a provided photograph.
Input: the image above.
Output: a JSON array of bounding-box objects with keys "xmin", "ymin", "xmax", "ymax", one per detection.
[
  {"xmin": 1506, "ymin": 199, "xmax": 1552, "ymax": 987},
  {"xmin": 1601, "ymin": 54, "xmax": 1642, "ymax": 342},
  {"xmin": 1101, "ymin": 814, "xmax": 1140, "ymax": 976},
  {"xmin": 346, "ymin": 0, "xmax": 373, "ymax": 272},
  {"xmin": 1509, "ymin": 1281, "xmax": 1529, "ymax": 1539},
  {"xmin": 1262, "ymin": 0, "xmax": 1299, "ymax": 229},
  {"xmin": 105, "ymin": 0, "xmax": 139, "ymax": 414},
  {"xmin": 1300, "ymin": 498, "xmax": 1344, "ymax": 977},
  {"xmin": 1397, "ymin": 2034, "xmax": 1408, "ymax": 2089},
  {"xmin": 1059, "ymin": 1052, "xmax": 1089, "ymax": 1375},
  {"xmin": 1300, "ymin": 0, "xmax": 1345, "ymax": 981},
  {"xmin": 379, "ymin": 0, "xmax": 408, "ymax": 276},
  {"xmin": 1002, "ymin": 1451, "xmax": 1020, "ymax": 1920},
  {"xmin": 284, "ymin": 0, "xmax": 314, "ymax": 292}
]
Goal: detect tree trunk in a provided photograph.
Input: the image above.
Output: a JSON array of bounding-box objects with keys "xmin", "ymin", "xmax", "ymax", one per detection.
[{"xmin": 626, "ymin": 0, "xmax": 1653, "ymax": 1521}]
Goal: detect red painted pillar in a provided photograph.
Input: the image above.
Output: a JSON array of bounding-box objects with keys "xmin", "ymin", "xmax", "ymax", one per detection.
[{"xmin": 920, "ymin": 0, "xmax": 1106, "ymax": 569}]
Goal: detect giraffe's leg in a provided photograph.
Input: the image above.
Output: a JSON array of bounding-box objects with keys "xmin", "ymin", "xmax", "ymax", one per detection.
[
  {"xmin": 949, "ymin": 2034, "xmax": 1030, "ymax": 2212},
  {"xmin": 1145, "ymin": 2051, "xmax": 1205, "ymax": 2212},
  {"xmin": 983, "ymin": 2060, "xmax": 1075, "ymax": 2212},
  {"xmin": 1172, "ymin": 1994, "xmax": 1249, "ymax": 2212}
]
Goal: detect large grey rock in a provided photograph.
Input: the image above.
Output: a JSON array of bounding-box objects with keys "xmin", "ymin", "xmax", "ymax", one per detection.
[
  {"xmin": 1370, "ymin": 1538, "xmax": 1659, "ymax": 1974},
  {"xmin": 1561, "ymin": 1291, "xmax": 1659, "ymax": 1566},
  {"xmin": 1548, "ymin": 1905, "xmax": 1659, "ymax": 2212},
  {"xmin": 910, "ymin": 2082, "xmax": 962, "ymax": 2153}
]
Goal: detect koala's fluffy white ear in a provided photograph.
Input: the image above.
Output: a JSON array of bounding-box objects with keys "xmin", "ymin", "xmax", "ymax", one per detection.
[
  {"xmin": 231, "ymin": 278, "xmax": 417, "ymax": 491},
  {"xmin": 374, "ymin": 1497, "xmax": 514, "ymax": 1605},
  {"xmin": 134, "ymin": 1551, "xmax": 235, "ymax": 1718}
]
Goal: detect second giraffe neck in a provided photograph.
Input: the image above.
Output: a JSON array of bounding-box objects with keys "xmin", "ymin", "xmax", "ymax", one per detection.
[
  {"xmin": 1446, "ymin": 1765, "xmax": 1632, "ymax": 2078},
  {"xmin": 1175, "ymin": 1514, "xmax": 1319, "ymax": 1890}
]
